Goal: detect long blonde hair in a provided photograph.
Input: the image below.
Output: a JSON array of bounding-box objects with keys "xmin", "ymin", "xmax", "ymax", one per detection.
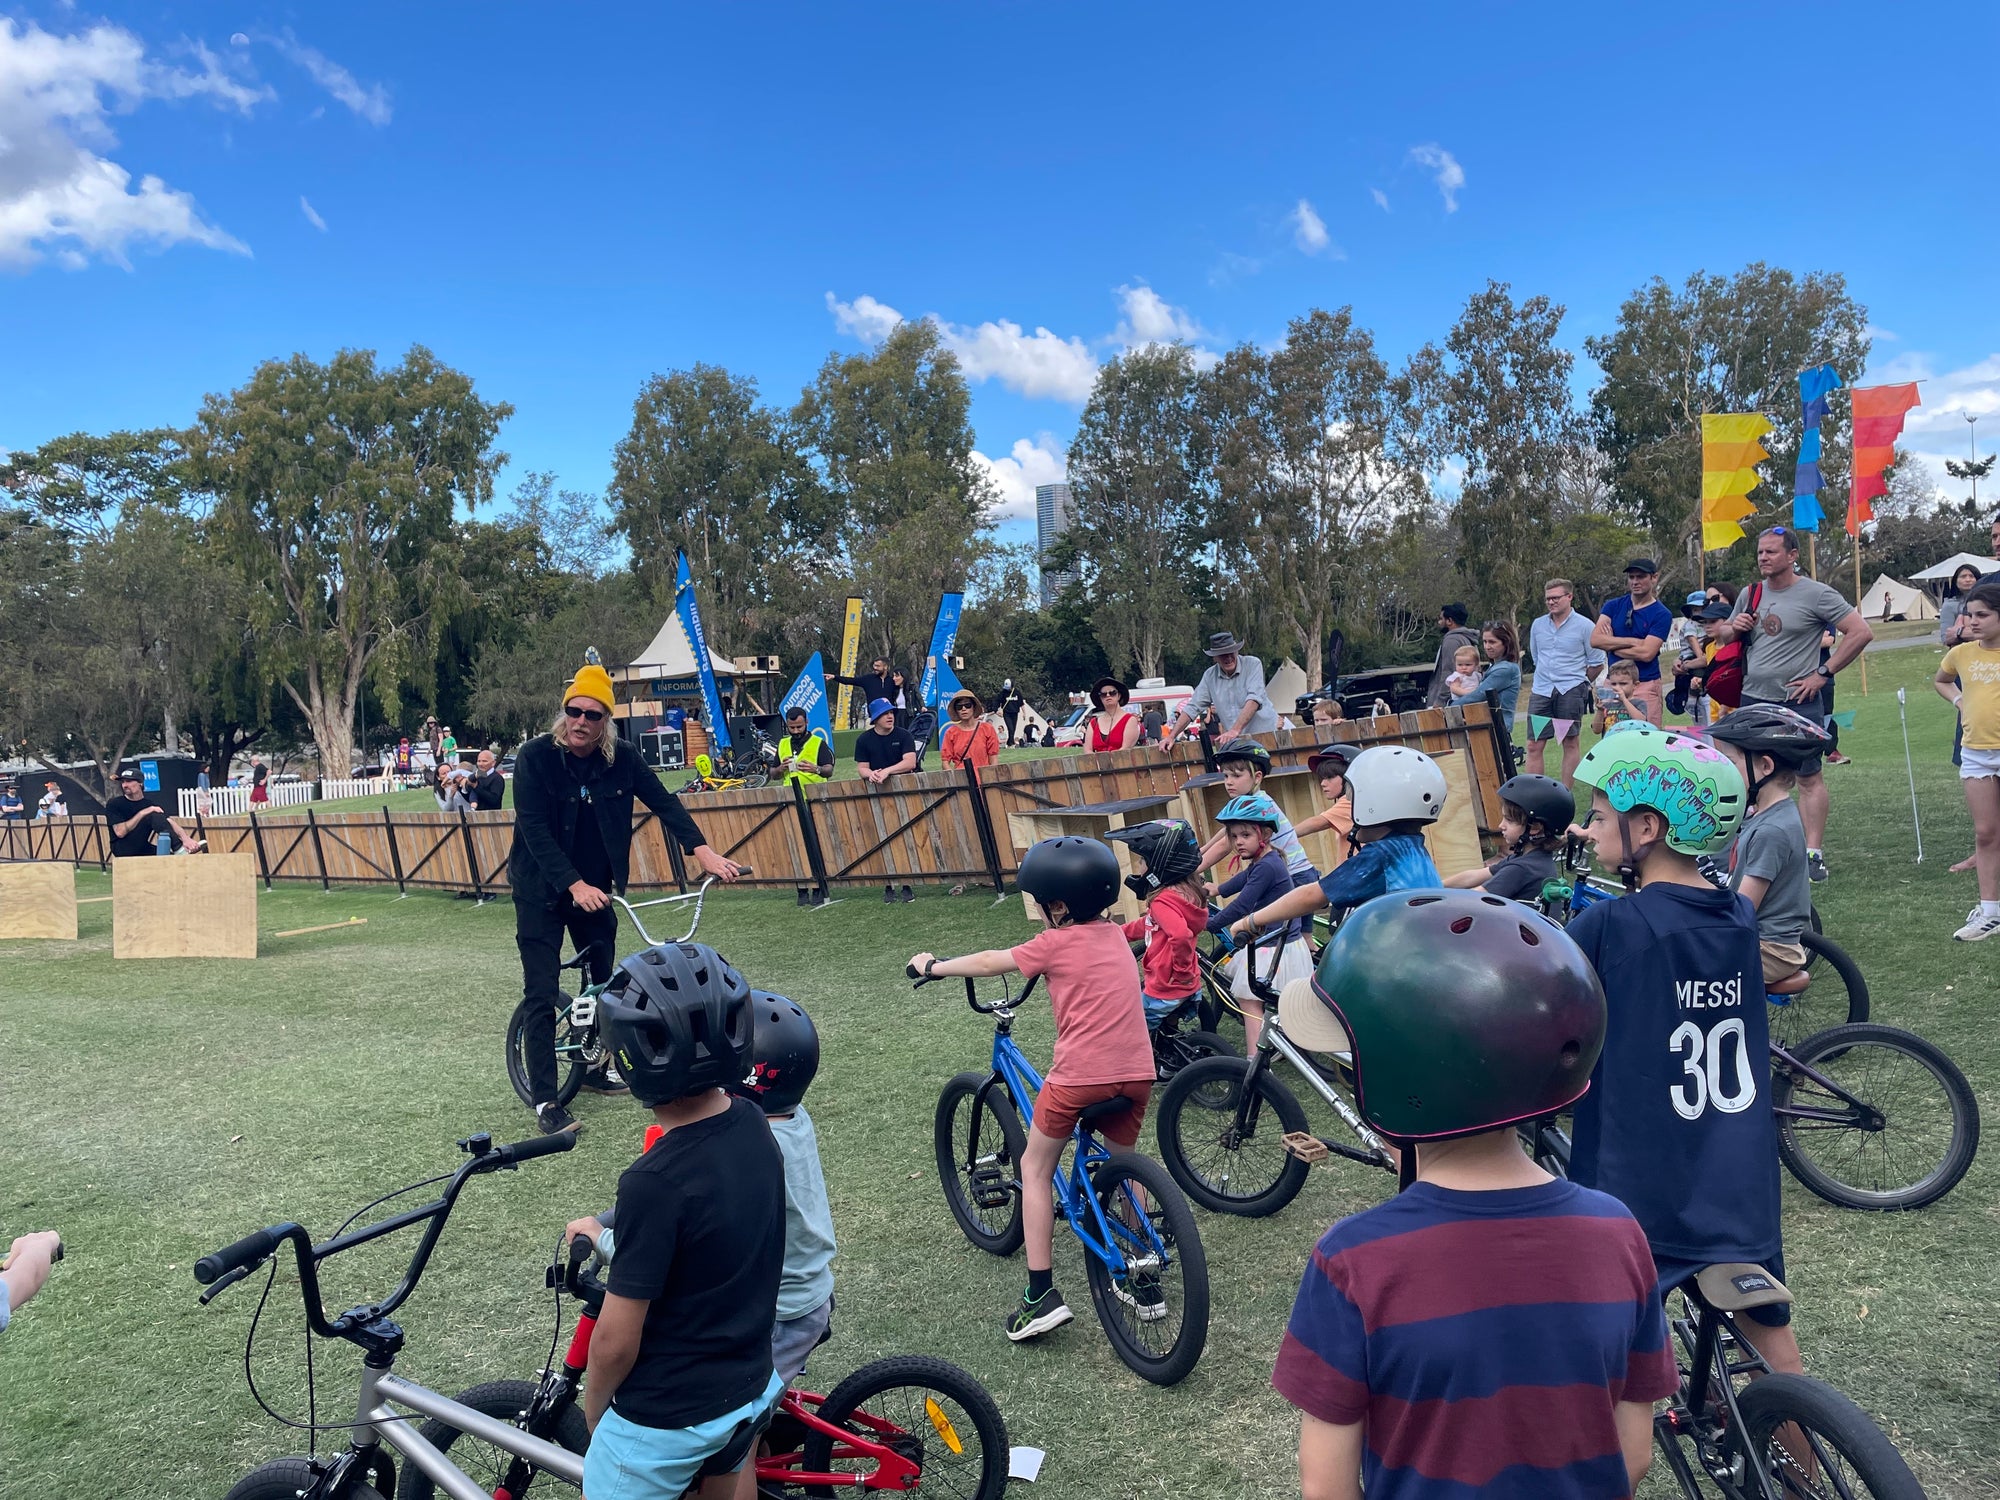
[{"xmin": 551, "ymin": 706, "xmax": 618, "ymax": 763}]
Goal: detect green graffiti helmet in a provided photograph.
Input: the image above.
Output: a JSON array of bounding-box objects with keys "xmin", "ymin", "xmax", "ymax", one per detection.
[
  {"xmin": 1571, "ymin": 719, "xmax": 1745, "ymax": 856},
  {"xmin": 1308, "ymin": 890, "xmax": 1606, "ymax": 1143}
]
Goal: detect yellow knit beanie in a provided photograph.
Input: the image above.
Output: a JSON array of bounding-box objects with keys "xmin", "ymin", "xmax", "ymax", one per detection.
[{"xmin": 563, "ymin": 658, "xmax": 616, "ymax": 712}]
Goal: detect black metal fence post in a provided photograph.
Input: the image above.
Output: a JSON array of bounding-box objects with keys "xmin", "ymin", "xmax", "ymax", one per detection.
[
  {"xmin": 458, "ymin": 805, "xmax": 484, "ymax": 899},
  {"xmin": 962, "ymin": 764, "xmax": 1006, "ymax": 894},
  {"xmin": 383, "ymin": 806, "xmax": 407, "ymax": 894},
  {"xmin": 305, "ymin": 808, "xmax": 331, "ymax": 891},
  {"xmin": 249, "ymin": 811, "xmax": 272, "ymax": 889},
  {"xmin": 790, "ymin": 781, "xmax": 832, "ymax": 904}
]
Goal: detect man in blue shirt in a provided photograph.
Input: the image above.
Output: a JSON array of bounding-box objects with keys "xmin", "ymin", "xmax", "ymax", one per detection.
[
  {"xmin": 1593, "ymin": 558, "xmax": 1675, "ymax": 726},
  {"xmin": 1526, "ymin": 579, "xmax": 1597, "ymax": 781}
]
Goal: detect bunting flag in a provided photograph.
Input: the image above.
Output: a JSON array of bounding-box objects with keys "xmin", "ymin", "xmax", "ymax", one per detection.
[
  {"xmin": 1700, "ymin": 413, "xmax": 1774, "ymax": 551},
  {"xmin": 1793, "ymin": 364, "xmax": 1841, "ymax": 532},
  {"xmin": 1830, "ymin": 710, "xmax": 1856, "ymax": 730},
  {"xmin": 1527, "ymin": 715, "xmax": 1576, "ymax": 741},
  {"xmin": 1846, "ymin": 382, "xmax": 1921, "ymax": 536}
]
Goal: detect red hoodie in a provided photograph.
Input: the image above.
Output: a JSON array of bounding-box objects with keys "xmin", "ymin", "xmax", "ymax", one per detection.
[{"xmin": 1122, "ymin": 887, "xmax": 1205, "ymax": 1001}]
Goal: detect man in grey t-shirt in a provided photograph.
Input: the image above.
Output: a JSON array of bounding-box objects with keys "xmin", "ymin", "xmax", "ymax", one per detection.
[{"xmin": 1726, "ymin": 527, "xmax": 1872, "ymax": 879}]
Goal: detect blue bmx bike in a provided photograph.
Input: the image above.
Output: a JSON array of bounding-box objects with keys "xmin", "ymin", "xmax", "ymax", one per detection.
[{"xmin": 916, "ymin": 966, "xmax": 1210, "ymax": 1386}]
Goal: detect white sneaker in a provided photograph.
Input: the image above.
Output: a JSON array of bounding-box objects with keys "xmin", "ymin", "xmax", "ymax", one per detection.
[{"xmin": 1953, "ymin": 910, "xmax": 2000, "ymax": 942}]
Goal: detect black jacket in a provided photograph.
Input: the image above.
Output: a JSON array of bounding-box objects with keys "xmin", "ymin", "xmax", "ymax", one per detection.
[
  {"xmin": 834, "ymin": 669, "xmax": 892, "ymax": 707},
  {"xmin": 472, "ymin": 768, "xmax": 507, "ymax": 811},
  {"xmin": 507, "ymin": 734, "xmax": 707, "ymax": 906}
]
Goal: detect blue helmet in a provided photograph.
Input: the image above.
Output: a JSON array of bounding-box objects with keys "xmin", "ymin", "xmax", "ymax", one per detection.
[{"xmin": 1216, "ymin": 791, "xmax": 1282, "ymax": 830}]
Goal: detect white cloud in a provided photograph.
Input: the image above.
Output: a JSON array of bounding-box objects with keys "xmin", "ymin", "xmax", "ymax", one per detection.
[
  {"xmin": 299, "ymin": 195, "xmax": 326, "ymax": 231},
  {"xmin": 1863, "ymin": 323, "xmax": 1899, "ymax": 344},
  {"xmin": 0, "ymin": 17, "xmax": 261, "ymax": 269},
  {"xmin": 1113, "ymin": 283, "xmax": 1205, "ymax": 345},
  {"xmin": 1408, "ymin": 143, "xmax": 1465, "ymax": 212},
  {"xmin": 825, "ymin": 290, "xmax": 903, "ymax": 343},
  {"xmin": 971, "ymin": 434, "xmax": 1067, "ymax": 521},
  {"xmin": 273, "ymin": 31, "xmax": 390, "ymax": 125},
  {"xmin": 1370, "ymin": 187, "xmax": 1390, "ymax": 212},
  {"xmin": 1290, "ymin": 197, "xmax": 1331, "ymax": 255},
  {"xmin": 938, "ymin": 317, "xmax": 1096, "ymax": 402}
]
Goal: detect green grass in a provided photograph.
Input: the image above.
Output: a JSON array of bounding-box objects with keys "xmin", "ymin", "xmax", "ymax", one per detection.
[{"xmin": 3, "ymin": 639, "xmax": 1997, "ymax": 1498}]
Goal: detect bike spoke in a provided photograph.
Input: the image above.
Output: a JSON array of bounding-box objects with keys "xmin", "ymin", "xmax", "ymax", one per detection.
[{"xmin": 1785, "ymin": 1044, "xmax": 1958, "ymax": 1197}]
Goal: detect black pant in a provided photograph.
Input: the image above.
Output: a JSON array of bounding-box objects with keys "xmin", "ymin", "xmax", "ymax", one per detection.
[{"xmin": 514, "ymin": 896, "xmax": 616, "ymax": 1107}]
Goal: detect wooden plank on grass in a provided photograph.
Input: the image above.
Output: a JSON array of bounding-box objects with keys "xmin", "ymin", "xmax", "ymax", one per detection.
[
  {"xmin": 0, "ymin": 861, "xmax": 78, "ymax": 939},
  {"xmin": 270, "ymin": 917, "xmax": 368, "ymax": 939},
  {"xmin": 113, "ymin": 853, "xmax": 257, "ymax": 959}
]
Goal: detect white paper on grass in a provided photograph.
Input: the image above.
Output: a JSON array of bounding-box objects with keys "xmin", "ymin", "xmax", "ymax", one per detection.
[{"xmin": 1009, "ymin": 1447, "xmax": 1046, "ymax": 1482}]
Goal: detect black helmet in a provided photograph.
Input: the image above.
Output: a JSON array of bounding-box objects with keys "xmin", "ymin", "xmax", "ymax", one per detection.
[
  {"xmin": 1706, "ymin": 703, "xmax": 1830, "ymax": 770},
  {"xmin": 1310, "ymin": 890, "xmax": 1605, "ymax": 1143},
  {"xmin": 1016, "ymin": 836, "xmax": 1121, "ymax": 924},
  {"xmin": 599, "ymin": 943, "xmax": 755, "ymax": 1107},
  {"xmin": 1495, "ymin": 774, "xmax": 1574, "ymax": 836},
  {"xmin": 1106, "ymin": 818, "xmax": 1203, "ymax": 899},
  {"xmin": 1215, "ymin": 738, "xmax": 1272, "ymax": 774},
  {"xmin": 728, "ymin": 991, "xmax": 819, "ymax": 1115}
]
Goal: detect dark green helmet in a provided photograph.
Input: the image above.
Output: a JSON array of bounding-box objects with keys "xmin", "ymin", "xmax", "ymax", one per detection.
[{"xmin": 1310, "ymin": 890, "xmax": 1605, "ymax": 1142}]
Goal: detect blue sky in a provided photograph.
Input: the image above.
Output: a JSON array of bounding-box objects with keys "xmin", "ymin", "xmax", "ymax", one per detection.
[{"xmin": 5, "ymin": 2, "xmax": 1998, "ymax": 550}]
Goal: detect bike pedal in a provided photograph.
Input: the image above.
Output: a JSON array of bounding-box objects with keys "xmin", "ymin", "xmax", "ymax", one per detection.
[
  {"xmin": 1282, "ymin": 1131, "xmax": 1330, "ymax": 1164},
  {"xmin": 969, "ymin": 1167, "xmax": 1012, "ymax": 1209}
]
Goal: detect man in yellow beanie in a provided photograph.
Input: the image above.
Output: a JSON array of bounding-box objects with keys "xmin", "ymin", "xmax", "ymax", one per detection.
[{"xmin": 507, "ymin": 653, "xmax": 740, "ymax": 1134}]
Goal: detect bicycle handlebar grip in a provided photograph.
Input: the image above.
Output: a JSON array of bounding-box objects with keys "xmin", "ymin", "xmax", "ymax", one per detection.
[
  {"xmin": 194, "ymin": 1226, "xmax": 281, "ymax": 1285},
  {"xmin": 503, "ymin": 1131, "xmax": 580, "ymax": 1164}
]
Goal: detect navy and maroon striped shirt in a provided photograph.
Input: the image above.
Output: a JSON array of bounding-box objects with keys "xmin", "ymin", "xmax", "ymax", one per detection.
[{"xmin": 1273, "ymin": 1179, "xmax": 1678, "ymax": 1499}]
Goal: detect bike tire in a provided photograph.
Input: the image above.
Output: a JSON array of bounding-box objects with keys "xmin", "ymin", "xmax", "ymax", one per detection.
[
  {"xmin": 1768, "ymin": 931, "xmax": 1869, "ymax": 1052},
  {"xmin": 396, "ymin": 1378, "xmax": 587, "ymax": 1500},
  {"xmin": 505, "ymin": 996, "xmax": 587, "ymax": 1110},
  {"xmin": 741, "ymin": 763, "xmax": 770, "ymax": 789},
  {"xmin": 933, "ymin": 1072, "xmax": 1026, "ymax": 1256},
  {"xmin": 1081, "ymin": 1152, "xmax": 1209, "ymax": 1386},
  {"xmin": 1154, "ymin": 1056, "xmax": 1310, "ymax": 1218},
  {"xmin": 1152, "ymin": 1027, "xmax": 1236, "ymax": 1085},
  {"xmin": 800, "ymin": 1353, "xmax": 1010, "ymax": 1500},
  {"xmin": 1736, "ymin": 1373, "xmax": 1926, "ymax": 1500},
  {"xmin": 1774, "ymin": 1022, "xmax": 1981, "ymax": 1211},
  {"xmin": 226, "ymin": 1459, "xmax": 387, "ymax": 1500}
]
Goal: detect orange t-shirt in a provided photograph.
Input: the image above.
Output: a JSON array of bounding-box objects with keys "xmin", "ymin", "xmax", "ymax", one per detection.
[{"xmin": 1010, "ymin": 921, "xmax": 1154, "ymax": 1087}]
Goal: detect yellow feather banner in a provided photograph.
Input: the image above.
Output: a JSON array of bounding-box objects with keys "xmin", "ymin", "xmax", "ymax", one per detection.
[
  {"xmin": 1701, "ymin": 413, "xmax": 1775, "ymax": 445},
  {"xmin": 1702, "ymin": 469, "xmax": 1765, "ymax": 500},
  {"xmin": 1699, "ymin": 412, "xmax": 1774, "ymax": 551},
  {"xmin": 1702, "ymin": 519, "xmax": 1750, "ymax": 551},
  {"xmin": 1701, "ymin": 494, "xmax": 1757, "ymax": 523}
]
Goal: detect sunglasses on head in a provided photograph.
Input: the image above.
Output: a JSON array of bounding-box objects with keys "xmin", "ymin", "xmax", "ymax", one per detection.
[{"xmin": 563, "ymin": 704, "xmax": 606, "ymax": 723}]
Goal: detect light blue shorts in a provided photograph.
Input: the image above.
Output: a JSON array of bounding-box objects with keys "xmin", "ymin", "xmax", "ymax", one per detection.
[
  {"xmin": 583, "ymin": 1369, "xmax": 784, "ymax": 1500},
  {"xmin": 1142, "ymin": 993, "xmax": 1195, "ymax": 1030}
]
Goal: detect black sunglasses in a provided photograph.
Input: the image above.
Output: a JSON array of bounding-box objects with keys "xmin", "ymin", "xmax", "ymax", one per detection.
[{"xmin": 563, "ymin": 705, "xmax": 606, "ymax": 723}]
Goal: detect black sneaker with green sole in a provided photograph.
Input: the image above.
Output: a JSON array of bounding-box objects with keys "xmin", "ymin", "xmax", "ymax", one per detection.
[{"xmin": 1004, "ymin": 1287, "xmax": 1074, "ymax": 1342}]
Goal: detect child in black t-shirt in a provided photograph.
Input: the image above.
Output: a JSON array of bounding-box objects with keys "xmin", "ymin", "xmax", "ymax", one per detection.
[
  {"xmin": 1441, "ymin": 773, "xmax": 1572, "ymax": 903},
  {"xmin": 580, "ymin": 944, "xmax": 786, "ymax": 1500}
]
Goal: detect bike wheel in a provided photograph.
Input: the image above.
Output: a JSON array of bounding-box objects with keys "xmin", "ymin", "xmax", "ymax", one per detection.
[
  {"xmin": 227, "ymin": 1459, "xmax": 387, "ymax": 1500},
  {"xmin": 1774, "ymin": 1023, "xmax": 1981, "ymax": 1210},
  {"xmin": 505, "ymin": 996, "xmax": 588, "ymax": 1110},
  {"xmin": 1081, "ymin": 1152, "xmax": 1209, "ymax": 1386},
  {"xmin": 1154, "ymin": 1056, "xmax": 1310, "ymax": 1217},
  {"xmin": 742, "ymin": 763, "xmax": 770, "ymax": 789},
  {"xmin": 1736, "ymin": 1373, "xmax": 1926, "ymax": 1499},
  {"xmin": 1152, "ymin": 1026, "xmax": 1236, "ymax": 1085},
  {"xmin": 1768, "ymin": 931, "xmax": 1869, "ymax": 1052},
  {"xmin": 933, "ymin": 1072, "xmax": 1025, "ymax": 1255},
  {"xmin": 800, "ymin": 1354, "xmax": 1010, "ymax": 1500}
]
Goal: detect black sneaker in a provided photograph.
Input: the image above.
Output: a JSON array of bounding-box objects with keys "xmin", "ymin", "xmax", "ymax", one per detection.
[
  {"xmin": 580, "ymin": 1064, "xmax": 629, "ymax": 1096},
  {"xmin": 900, "ymin": 884, "xmax": 915, "ymax": 903},
  {"xmin": 1004, "ymin": 1288, "xmax": 1073, "ymax": 1342},
  {"xmin": 535, "ymin": 1102, "xmax": 582, "ymax": 1135},
  {"xmin": 1807, "ymin": 851, "xmax": 1829, "ymax": 883},
  {"xmin": 1113, "ymin": 1272, "xmax": 1169, "ymax": 1322},
  {"xmin": 883, "ymin": 884, "xmax": 896, "ymax": 903}
]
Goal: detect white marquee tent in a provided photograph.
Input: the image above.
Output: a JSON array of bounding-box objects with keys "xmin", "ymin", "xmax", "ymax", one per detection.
[
  {"xmin": 1910, "ymin": 552, "xmax": 2000, "ymax": 583},
  {"xmin": 610, "ymin": 616, "xmax": 739, "ymax": 692},
  {"xmin": 1857, "ymin": 575, "xmax": 1938, "ymax": 622}
]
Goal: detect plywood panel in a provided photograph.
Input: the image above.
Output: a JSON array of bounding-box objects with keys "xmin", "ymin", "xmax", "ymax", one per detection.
[
  {"xmin": 0, "ymin": 861, "xmax": 78, "ymax": 939},
  {"xmin": 113, "ymin": 853, "xmax": 258, "ymax": 959},
  {"xmin": 1423, "ymin": 751, "xmax": 1483, "ymax": 878}
]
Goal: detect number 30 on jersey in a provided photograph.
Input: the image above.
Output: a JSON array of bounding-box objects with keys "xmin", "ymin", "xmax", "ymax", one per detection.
[{"xmin": 1668, "ymin": 1017, "xmax": 1758, "ymax": 1120}]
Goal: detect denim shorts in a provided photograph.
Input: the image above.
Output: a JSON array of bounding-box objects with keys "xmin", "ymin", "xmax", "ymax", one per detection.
[
  {"xmin": 1142, "ymin": 992, "xmax": 1196, "ymax": 1029},
  {"xmin": 583, "ymin": 1370, "xmax": 784, "ymax": 1499},
  {"xmin": 1653, "ymin": 1250, "xmax": 1791, "ymax": 1328}
]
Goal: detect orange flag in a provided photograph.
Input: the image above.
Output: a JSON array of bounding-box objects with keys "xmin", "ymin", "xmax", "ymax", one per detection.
[{"xmin": 1847, "ymin": 383, "xmax": 1920, "ymax": 535}]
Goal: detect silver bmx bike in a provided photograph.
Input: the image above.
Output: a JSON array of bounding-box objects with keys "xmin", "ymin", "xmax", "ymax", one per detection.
[{"xmin": 197, "ymin": 1129, "xmax": 601, "ymax": 1500}]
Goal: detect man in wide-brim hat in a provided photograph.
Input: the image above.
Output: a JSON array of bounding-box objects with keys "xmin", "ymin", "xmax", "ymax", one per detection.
[{"xmin": 1166, "ymin": 631, "xmax": 1277, "ymax": 743}]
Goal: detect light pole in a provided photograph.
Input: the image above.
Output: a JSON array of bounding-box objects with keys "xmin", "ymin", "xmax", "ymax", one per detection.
[{"xmin": 1947, "ymin": 413, "xmax": 1995, "ymax": 514}]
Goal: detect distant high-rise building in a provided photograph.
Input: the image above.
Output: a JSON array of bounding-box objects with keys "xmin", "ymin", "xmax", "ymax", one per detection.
[{"xmin": 1036, "ymin": 481, "xmax": 1077, "ymax": 607}]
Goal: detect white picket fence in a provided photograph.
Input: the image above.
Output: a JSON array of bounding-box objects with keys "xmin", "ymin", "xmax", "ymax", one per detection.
[{"xmin": 176, "ymin": 776, "xmax": 396, "ymax": 819}]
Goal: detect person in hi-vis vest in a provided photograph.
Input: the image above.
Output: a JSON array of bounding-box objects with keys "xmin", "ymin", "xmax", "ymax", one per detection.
[{"xmin": 778, "ymin": 705, "xmax": 835, "ymax": 786}]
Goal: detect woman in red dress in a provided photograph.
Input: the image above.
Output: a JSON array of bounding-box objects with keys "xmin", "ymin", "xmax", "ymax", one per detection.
[{"xmin": 1087, "ymin": 677, "xmax": 1141, "ymax": 752}]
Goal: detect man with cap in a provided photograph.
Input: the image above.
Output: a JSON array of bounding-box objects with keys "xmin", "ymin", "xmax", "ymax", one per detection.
[
  {"xmin": 103, "ymin": 769, "xmax": 206, "ymax": 856},
  {"xmin": 1592, "ymin": 559, "xmax": 1675, "ymax": 726},
  {"xmin": 1166, "ymin": 632, "xmax": 1277, "ymax": 744},
  {"xmin": 0, "ymin": 782, "xmax": 24, "ymax": 821},
  {"xmin": 853, "ymin": 698, "xmax": 918, "ymax": 784},
  {"xmin": 1424, "ymin": 605, "xmax": 1482, "ymax": 708},
  {"xmin": 777, "ymin": 704, "xmax": 836, "ymax": 787},
  {"xmin": 507, "ymin": 653, "xmax": 739, "ymax": 1135}
]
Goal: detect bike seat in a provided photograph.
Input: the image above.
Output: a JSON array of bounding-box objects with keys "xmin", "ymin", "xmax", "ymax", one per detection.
[
  {"xmin": 1690, "ymin": 1263, "xmax": 1792, "ymax": 1314},
  {"xmin": 693, "ymin": 1403, "xmax": 775, "ymax": 1482},
  {"xmin": 1767, "ymin": 969, "xmax": 1811, "ymax": 996},
  {"xmin": 1077, "ymin": 1096, "xmax": 1135, "ymax": 1130}
]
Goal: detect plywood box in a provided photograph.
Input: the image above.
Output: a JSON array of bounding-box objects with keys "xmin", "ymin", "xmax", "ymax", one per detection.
[
  {"xmin": 1006, "ymin": 794, "xmax": 1177, "ymax": 925},
  {"xmin": 113, "ymin": 853, "xmax": 258, "ymax": 960},
  {"xmin": 0, "ymin": 862, "xmax": 78, "ymax": 940},
  {"xmin": 1423, "ymin": 751, "xmax": 1483, "ymax": 877}
]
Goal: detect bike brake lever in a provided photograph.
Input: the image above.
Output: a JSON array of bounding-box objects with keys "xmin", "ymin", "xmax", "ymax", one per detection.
[{"xmin": 199, "ymin": 1264, "xmax": 256, "ymax": 1304}]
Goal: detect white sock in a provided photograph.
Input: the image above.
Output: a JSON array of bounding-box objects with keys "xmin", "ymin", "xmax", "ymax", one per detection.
[{"xmin": 1982, "ymin": 901, "xmax": 2000, "ymax": 919}]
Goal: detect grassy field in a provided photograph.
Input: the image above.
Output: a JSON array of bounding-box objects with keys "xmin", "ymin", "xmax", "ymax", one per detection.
[{"xmin": 3, "ymin": 639, "xmax": 1997, "ymax": 1499}]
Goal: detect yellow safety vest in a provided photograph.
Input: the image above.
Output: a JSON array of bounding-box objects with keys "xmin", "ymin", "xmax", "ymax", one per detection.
[{"xmin": 778, "ymin": 732, "xmax": 828, "ymax": 786}]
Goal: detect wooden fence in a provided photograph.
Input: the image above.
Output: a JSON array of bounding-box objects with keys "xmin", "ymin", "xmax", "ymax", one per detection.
[{"xmin": 0, "ymin": 705, "xmax": 1512, "ymax": 897}]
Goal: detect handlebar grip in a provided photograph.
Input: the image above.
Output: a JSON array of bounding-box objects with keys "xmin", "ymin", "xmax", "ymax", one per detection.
[
  {"xmin": 502, "ymin": 1131, "xmax": 580, "ymax": 1164},
  {"xmin": 194, "ymin": 1226, "xmax": 281, "ymax": 1285}
]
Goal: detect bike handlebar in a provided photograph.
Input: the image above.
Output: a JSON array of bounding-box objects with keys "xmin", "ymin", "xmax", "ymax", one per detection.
[
  {"xmin": 194, "ymin": 1130, "xmax": 578, "ymax": 1331},
  {"xmin": 907, "ymin": 963, "xmax": 1039, "ymax": 1014},
  {"xmin": 609, "ymin": 870, "xmax": 750, "ymax": 948}
]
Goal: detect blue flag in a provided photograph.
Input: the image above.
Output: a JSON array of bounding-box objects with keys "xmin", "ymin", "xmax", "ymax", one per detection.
[
  {"xmin": 917, "ymin": 593, "xmax": 965, "ymax": 709},
  {"xmin": 674, "ymin": 552, "xmax": 732, "ymax": 750},
  {"xmin": 1793, "ymin": 363, "xmax": 1842, "ymax": 534},
  {"xmin": 778, "ymin": 651, "xmax": 834, "ymax": 743}
]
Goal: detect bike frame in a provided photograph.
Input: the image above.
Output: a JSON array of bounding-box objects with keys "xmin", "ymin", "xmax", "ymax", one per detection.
[
  {"xmin": 968, "ymin": 980, "xmax": 1172, "ymax": 1283},
  {"xmin": 1652, "ymin": 1290, "xmax": 1787, "ymax": 1500},
  {"xmin": 551, "ymin": 881, "xmax": 730, "ymax": 1052}
]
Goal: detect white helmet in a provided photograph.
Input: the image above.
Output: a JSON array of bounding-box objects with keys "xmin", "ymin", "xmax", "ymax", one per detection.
[{"xmin": 1345, "ymin": 745, "xmax": 1447, "ymax": 827}]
